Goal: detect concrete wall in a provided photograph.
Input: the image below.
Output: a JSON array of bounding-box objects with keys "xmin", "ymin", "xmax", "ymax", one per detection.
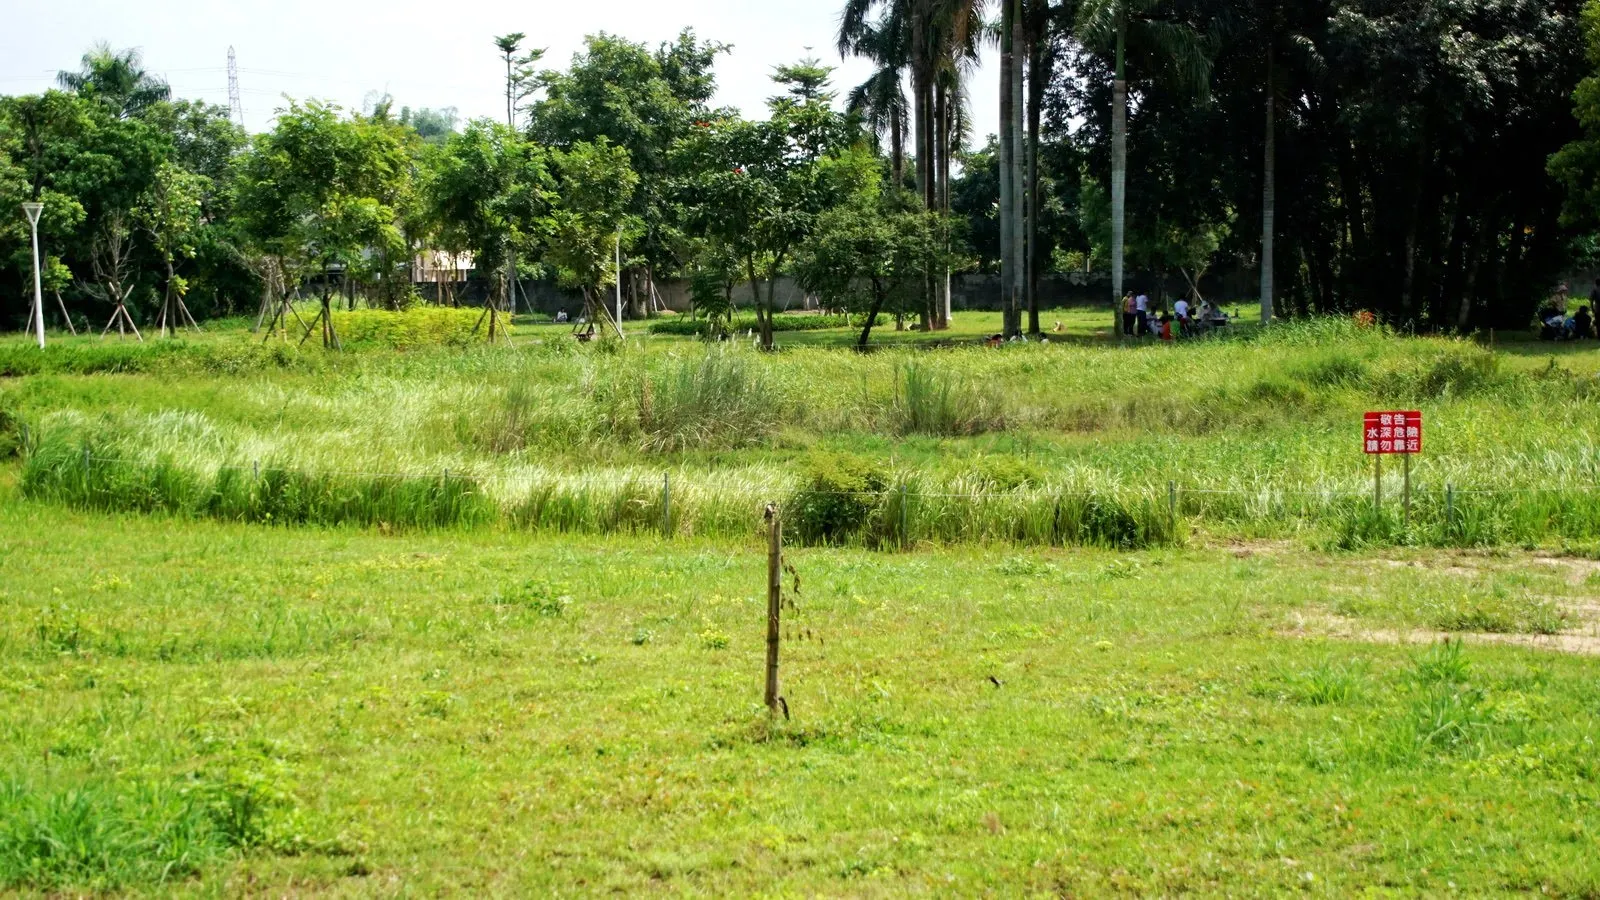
[{"xmin": 417, "ymin": 268, "xmax": 1261, "ymax": 317}]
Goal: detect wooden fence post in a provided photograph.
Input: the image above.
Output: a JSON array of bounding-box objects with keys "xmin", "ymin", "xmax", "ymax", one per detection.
[
  {"xmin": 899, "ymin": 483, "xmax": 909, "ymax": 549},
  {"xmin": 1374, "ymin": 455, "xmax": 1382, "ymax": 513},
  {"xmin": 1402, "ymin": 455, "xmax": 1412, "ymax": 528},
  {"xmin": 764, "ymin": 503, "xmax": 782, "ymax": 713}
]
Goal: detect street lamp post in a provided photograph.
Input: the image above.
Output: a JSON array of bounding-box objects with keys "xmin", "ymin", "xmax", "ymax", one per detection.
[{"xmin": 22, "ymin": 202, "xmax": 44, "ymax": 349}]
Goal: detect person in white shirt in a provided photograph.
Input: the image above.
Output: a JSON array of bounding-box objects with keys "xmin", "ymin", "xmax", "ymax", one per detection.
[
  {"xmin": 1134, "ymin": 293, "xmax": 1151, "ymax": 335},
  {"xmin": 1174, "ymin": 297, "xmax": 1190, "ymax": 322}
]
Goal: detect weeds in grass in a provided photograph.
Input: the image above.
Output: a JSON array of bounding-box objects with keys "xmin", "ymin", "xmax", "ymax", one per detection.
[
  {"xmin": 1288, "ymin": 350, "xmax": 1370, "ymax": 388},
  {"xmin": 0, "ymin": 780, "xmax": 217, "ymax": 891},
  {"xmin": 1413, "ymin": 639, "xmax": 1472, "ymax": 686},
  {"xmin": 17, "ymin": 320, "xmax": 1600, "ymax": 551},
  {"xmin": 491, "ymin": 580, "xmax": 574, "ymax": 616},
  {"xmin": 0, "ymin": 762, "xmax": 322, "ymax": 892},
  {"xmin": 1425, "ymin": 591, "xmax": 1568, "ymax": 635},
  {"xmin": 1290, "ymin": 659, "xmax": 1365, "ymax": 706}
]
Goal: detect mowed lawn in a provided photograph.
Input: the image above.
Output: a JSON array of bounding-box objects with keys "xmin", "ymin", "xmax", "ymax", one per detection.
[{"xmin": 3, "ymin": 495, "xmax": 1598, "ymax": 895}]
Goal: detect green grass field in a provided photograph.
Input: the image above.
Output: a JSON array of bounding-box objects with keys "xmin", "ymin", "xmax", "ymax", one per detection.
[{"xmin": 2, "ymin": 308, "xmax": 1600, "ymax": 894}]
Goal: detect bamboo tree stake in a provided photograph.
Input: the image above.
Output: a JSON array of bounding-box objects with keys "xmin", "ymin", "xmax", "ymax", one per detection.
[
  {"xmin": 764, "ymin": 503, "xmax": 782, "ymax": 714},
  {"xmin": 1403, "ymin": 454, "xmax": 1412, "ymax": 529},
  {"xmin": 1374, "ymin": 455, "xmax": 1382, "ymax": 513},
  {"xmin": 54, "ymin": 292, "xmax": 76, "ymax": 336}
]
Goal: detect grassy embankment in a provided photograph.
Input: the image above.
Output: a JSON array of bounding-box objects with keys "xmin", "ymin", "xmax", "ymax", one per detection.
[{"xmin": 5, "ymin": 310, "xmax": 1600, "ymax": 549}]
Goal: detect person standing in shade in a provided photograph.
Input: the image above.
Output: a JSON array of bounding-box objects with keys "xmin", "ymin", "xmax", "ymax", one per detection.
[
  {"xmin": 1121, "ymin": 292, "xmax": 1137, "ymax": 337},
  {"xmin": 1135, "ymin": 291, "xmax": 1151, "ymax": 336}
]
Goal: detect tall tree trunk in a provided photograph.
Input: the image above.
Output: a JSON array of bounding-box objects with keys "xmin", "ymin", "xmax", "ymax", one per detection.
[
  {"xmin": 859, "ymin": 279, "xmax": 888, "ymax": 349},
  {"xmin": 1260, "ymin": 50, "xmax": 1276, "ymax": 326},
  {"xmin": 1111, "ymin": 22, "xmax": 1128, "ymax": 340},
  {"xmin": 1026, "ymin": 29, "xmax": 1045, "ymax": 336},
  {"xmin": 1397, "ymin": 138, "xmax": 1431, "ymax": 325},
  {"xmin": 938, "ymin": 82, "xmax": 952, "ymax": 330},
  {"xmin": 762, "ymin": 259, "xmax": 783, "ymax": 352},
  {"xmin": 1457, "ymin": 210, "xmax": 1487, "ymax": 332},
  {"xmin": 999, "ymin": 0, "xmax": 1018, "ymax": 337},
  {"xmin": 913, "ymin": 7, "xmax": 935, "ymax": 331},
  {"xmin": 891, "ymin": 108, "xmax": 905, "ymax": 191},
  {"xmin": 1008, "ymin": 0, "xmax": 1026, "ymax": 338}
]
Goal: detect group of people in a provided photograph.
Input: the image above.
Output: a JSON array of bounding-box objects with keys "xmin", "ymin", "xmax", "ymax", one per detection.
[
  {"xmin": 1121, "ymin": 291, "xmax": 1229, "ymax": 340},
  {"xmin": 1539, "ymin": 284, "xmax": 1597, "ymax": 341}
]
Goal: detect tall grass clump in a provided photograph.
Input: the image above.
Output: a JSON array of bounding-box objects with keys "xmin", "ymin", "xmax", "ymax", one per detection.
[
  {"xmin": 1288, "ymin": 349, "xmax": 1371, "ymax": 389},
  {"xmin": 785, "ymin": 451, "xmax": 1177, "ymax": 550},
  {"xmin": 1370, "ymin": 344, "xmax": 1512, "ymax": 400},
  {"xmin": 893, "ymin": 362, "xmax": 1006, "ymax": 436},
  {"xmin": 0, "ymin": 779, "xmax": 222, "ymax": 891},
  {"xmin": 458, "ymin": 382, "xmax": 601, "ymax": 454},
  {"xmin": 21, "ymin": 441, "xmax": 497, "ymax": 531},
  {"xmin": 1322, "ymin": 486, "xmax": 1600, "ymax": 550},
  {"xmin": 636, "ymin": 351, "xmax": 782, "ymax": 451},
  {"xmin": 0, "ymin": 403, "xmax": 21, "ymax": 459}
]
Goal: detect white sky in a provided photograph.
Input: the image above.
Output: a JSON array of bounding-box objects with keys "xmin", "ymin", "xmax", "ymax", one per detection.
[{"xmin": 0, "ymin": 0, "xmax": 999, "ymax": 149}]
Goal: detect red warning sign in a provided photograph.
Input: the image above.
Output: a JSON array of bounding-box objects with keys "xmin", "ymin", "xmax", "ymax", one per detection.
[{"xmin": 1364, "ymin": 411, "xmax": 1422, "ymax": 455}]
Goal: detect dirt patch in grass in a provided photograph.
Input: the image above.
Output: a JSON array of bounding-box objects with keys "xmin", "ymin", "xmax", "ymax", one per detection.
[
  {"xmin": 1282, "ymin": 610, "xmax": 1600, "ymax": 657},
  {"xmin": 1365, "ymin": 551, "xmax": 1600, "ymax": 587}
]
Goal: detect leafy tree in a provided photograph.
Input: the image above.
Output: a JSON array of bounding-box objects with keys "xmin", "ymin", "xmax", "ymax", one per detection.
[
  {"xmin": 796, "ymin": 190, "xmax": 943, "ymax": 347},
  {"xmin": 400, "ymin": 106, "xmax": 460, "ymax": 145},
  {"xmin": 1552, "ymin": 2, "xmax": 1600, "ymax": 251},
  {"xmin": 531, "ymin": 31, "xmax": 728, "ymax": 313},
  {"xmin": 423, "ymin": 119, "xmax": 552, "ymax": 300},
  {"xmin": 137, "ymin": 161, "xmax": 208, "ymax": 335},
  {"xmin": 0, "ymin": 93, "xmax": 92, "ymax": 326},
  {"xmin": 542, "ymin": 139, "xmax": 639, "ymax": 331},
  {"xmin": 234, "ymin": 101, "xmax": 410, "ymax": 342},
  {"xmin": 680, "ymin": 61, "xmax": 874, "ymax": 350}
]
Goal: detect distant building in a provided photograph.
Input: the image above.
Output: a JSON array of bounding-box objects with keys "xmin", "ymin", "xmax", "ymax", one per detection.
[{"xmin": 415, "ymin": 250, "xmax": 475, "ymax": 284}]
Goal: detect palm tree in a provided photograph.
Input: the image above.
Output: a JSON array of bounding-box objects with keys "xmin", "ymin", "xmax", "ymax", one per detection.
[
  {"xmin": 840, "ymin": 0, "xmax": 986, "ymax": 330},
  {"xmin": 931, "ymin": 0, "xmax": 986, "ymax": 329},
  {"xmin": 1022, "ymin": 0, "xmax": 1059, "ymax": 335},
  {"xmin": 1072, "ymin": 0, "xmax": 1212, "ymax": 338},
  {"xmin": 841, "ymin": 15, "xmax": 911, "ymax": 190},
  {"xmin": 1000, "ymin": 0, "xmax": 1021, "ymax": 337},
  {"xmin": 57, "ymin": 43, "xmax": 170, "ymax": 119},
  {"xmin": 493, "ymin": 33, "xmax": 527, "ymax": 130},
  {"xmin": 492, "ymin": 33, "xmax": 532, "ymax": 330}
]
